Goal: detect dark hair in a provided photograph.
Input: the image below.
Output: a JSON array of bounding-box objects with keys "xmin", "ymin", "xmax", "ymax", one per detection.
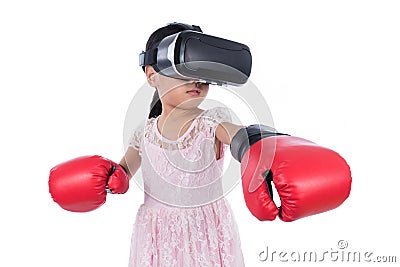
[{"xmin": 146, "ymin": 24, "xmax": 197, "ymax": 119}]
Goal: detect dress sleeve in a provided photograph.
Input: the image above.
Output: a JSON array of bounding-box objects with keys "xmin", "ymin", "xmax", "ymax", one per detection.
[
  {"xmin": 206, "ymin": 106, "xmax": 232, "ymax": 128},
  {"xmin": 128, "ymin": 120, "xmax": 145, "ymax": 155},
  {"xmin": 203, "ymin": 107, "xmax": 232, "ymax": 159}
]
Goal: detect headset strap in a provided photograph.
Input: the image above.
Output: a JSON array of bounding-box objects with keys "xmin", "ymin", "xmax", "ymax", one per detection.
[{"xmin": 139, "ymin": 48, "xmax": 157, "ymax": 67}]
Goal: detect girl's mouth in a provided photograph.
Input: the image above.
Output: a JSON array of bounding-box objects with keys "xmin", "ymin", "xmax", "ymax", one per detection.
[{"xmin": 186, "ymin": 89, "xmax": 200, "ymax": 96}]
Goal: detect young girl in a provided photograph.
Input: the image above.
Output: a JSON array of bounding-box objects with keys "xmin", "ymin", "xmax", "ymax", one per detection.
[{"xmin": 119, "ymin": 23, "xmax": 246, "ymax": 267}]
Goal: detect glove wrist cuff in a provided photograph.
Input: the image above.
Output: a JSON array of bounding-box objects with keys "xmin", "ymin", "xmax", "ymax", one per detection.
[
  {"xmin": 118, "ymin": 164, "xmax": 128, "ymax": 175},
  {"xmin": 230, "ymin": 124, "xmax": 288, "ymax": 162}
]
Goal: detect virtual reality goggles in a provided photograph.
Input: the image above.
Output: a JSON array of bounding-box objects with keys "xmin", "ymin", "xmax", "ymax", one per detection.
[{"xmin": 139, "ymin": 23, "xmax": 252, "ymax": 86}]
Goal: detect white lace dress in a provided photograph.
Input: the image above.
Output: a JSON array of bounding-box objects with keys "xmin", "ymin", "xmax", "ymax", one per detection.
[{"xmin": 128, "ymin": 107, "xmax": 245, "ymax": 267}]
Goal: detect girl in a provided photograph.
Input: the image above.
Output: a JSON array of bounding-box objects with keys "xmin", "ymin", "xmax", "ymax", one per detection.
[{"xmin": 120, "ymin": 23, "xmax": 246, "ymax": 267}]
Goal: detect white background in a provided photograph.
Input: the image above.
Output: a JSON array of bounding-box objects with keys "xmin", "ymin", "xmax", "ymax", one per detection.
[{"xmin": 1, "ymin": 0, "xmax": 399, "ymax": 266}]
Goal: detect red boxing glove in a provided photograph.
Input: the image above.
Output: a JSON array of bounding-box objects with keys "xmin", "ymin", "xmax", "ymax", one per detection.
[
  {"xmin": 106, "ymin": 163, "xmax": 129, "ymax": 194},
  {"xmin": 231, "ymin": 125, "xmax": 352, "ymax": 222},
  {"xmin": 49, "ymin": 155, "xmax": 129, "ymax": 212}
]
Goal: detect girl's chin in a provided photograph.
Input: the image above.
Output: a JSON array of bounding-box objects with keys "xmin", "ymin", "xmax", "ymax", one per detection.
[{"xmin": 177, "ymin": 100, "xmax": 204, "ymax": 110}]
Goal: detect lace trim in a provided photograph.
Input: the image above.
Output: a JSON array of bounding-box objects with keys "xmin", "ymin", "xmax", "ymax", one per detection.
[{"xmin": 129, "ymin": 107, "xmax": 231, "ymax": 153}]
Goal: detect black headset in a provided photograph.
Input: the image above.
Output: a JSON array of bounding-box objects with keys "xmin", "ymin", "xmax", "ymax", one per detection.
[{"xmin": 167, "ymin": 22, "xmax": 202, "ymax": 32}]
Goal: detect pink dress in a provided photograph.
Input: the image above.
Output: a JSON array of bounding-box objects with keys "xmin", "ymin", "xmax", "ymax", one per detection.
[{"xmin": 128, "ymin": 107, "xmax": 245, "ymax": 267}]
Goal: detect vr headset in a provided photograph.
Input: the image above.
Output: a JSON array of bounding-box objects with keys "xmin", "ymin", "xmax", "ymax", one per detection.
[{"xmin": 139, "ymin": 23, "xmax": 252, "ymax": 86}]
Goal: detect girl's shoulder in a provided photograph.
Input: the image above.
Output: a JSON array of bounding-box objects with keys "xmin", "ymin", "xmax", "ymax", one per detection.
[
  {"xmin": 199, "ymin": 106, "xmax": 232, "ymax": 127},
  {"xmin": 201, "ymin": 106, "xmax": 231, "ymax": 121},
  {"xmin": 192, "ymin": 107, "xmax": 232, "ymax": 138}
]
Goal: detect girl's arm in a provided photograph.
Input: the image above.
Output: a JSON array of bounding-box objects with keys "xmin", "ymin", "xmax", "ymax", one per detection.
[
  {"xmin": 119, "ymin": 147, "xmax": 142, "ymax": 180},
  {"xmin": 215, "ymin": 122, "xmax": 246, "ymax": 145}
]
